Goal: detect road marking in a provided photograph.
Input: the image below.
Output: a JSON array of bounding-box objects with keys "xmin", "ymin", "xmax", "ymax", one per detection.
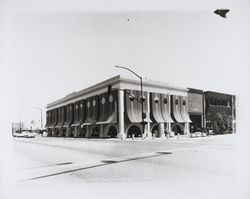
[
  {"xmin": 22, "ymin": 152, "xmax": 173, "ymax": 182},
  {"xmin": 14, "ymin": 144, "xmax": 231, "ymax": 182},
  {"xmin": 19, "ymin": 162, "xmax": 74, "ymax": 171}
]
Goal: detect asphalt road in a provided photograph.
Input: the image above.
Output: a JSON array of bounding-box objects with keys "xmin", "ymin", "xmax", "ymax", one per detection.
[{"xmin": 1, "ymin": 134, "xmax": 246, "ymax": 199}]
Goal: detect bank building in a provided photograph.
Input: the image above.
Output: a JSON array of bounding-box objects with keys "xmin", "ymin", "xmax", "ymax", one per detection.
[{"xmin": 45, "ymin": 75, "xmax": 236, "ymax": 139}]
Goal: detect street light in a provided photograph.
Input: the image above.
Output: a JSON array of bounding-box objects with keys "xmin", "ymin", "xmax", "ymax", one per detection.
[
  {"xmin": 33, "ymin": 107, "xmax": 43, "ymax": 130},
  {"xmin": 115, "ymin": 65, "xmax": 146, "ymax": 138}
]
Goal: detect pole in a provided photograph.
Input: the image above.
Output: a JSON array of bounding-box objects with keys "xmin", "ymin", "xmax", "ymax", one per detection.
[
  {"xmin": 40, "ymin": 109, "xmax": 43, "ymax": 129},
  {"xmin": 20, "ymin": 120, "xmax": 22, "ymax": 133},
  {"xmin": 115, "ymin": 66, "xmax": 145, "ymax": 138},
  {"xmin": 33, "ymin": 107, "xmax": 43, "ymax": 130},
  {"xmin": 140, "ymin": 77, "xmax": 145, "ymax": 138}
]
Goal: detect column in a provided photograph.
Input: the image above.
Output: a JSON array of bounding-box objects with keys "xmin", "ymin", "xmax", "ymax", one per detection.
[
  {"xmin": 167, "ymin": 122, "xmax": 171, "ymax": 132},
  {"xmin": 184, "ymin": 122, "xmax": 190, "ymax": 137},
  {"xmin": 99, "ymin": 125, "xmax": 104, "ymax": 138},
  {"xmin": 158, "ymin": 123, "xmax": 164, "ymax": 138},
  {"xmin": 117, "ymin": 90, "xmax": 125, "ymax": 139},
  {"xmin": 146, "ymin": 92, "xmax": 151, "ymax": 138},
  {"xmin": 74, "ymin": 126, "xmax": 78, "ymax": 137},
  {"xmin": 85, "ymin": 125, "xmax": 90, "ymax": 138}
]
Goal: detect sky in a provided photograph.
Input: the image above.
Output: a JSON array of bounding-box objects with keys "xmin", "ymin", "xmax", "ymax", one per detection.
[
  {"xmin": 0, "ymin": 0, "xmax": 249, "ymax": 198},
  {"xmin": 1, "ymin": 0, "xmax": 249, "ymax": 128}
]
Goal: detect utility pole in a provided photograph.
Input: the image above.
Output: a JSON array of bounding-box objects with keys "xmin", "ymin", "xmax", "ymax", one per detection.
[
  {"xmin": 115, "ymin": 65, "xmax": 146, "ymax": 138},
  {"xmin": 33, "ymin": 107, "xmax": 43, "ymax": 130}
]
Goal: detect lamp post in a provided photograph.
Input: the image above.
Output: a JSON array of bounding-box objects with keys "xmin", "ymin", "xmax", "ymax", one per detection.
[
  {"xmin": 115, "ymin": 65, "xmax": 146, "ymax": 138},
  {"xmin": 34, "ymin": 107, "xmax": 43, "ymax": 130}
]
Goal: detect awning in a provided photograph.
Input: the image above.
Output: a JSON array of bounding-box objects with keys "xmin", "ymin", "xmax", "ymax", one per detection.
[
  {"xmin": 172, "ymin": 95, "xmax": 186, "ymax": 123},
  {"xmin": 125, "ymin": 90, "xmax": 142, "ymax": 123},
  {"xmin": 151, "ymin": 93, "xmax": 165, "ymax": 123},
  {"xmin": 71, "ymin": 123, "xmax": 81, "ymax": 127},
  {"xmin": 81, "ymin": 123, "xmax": 92, "ymax": 126},
  {"xmin": 82, "ymin": 96, "xmax": 99, "ymax": 125},
  {"xmin": 96, "ymin": 91, "xmax": 117, "ymax": 125},
  {"xmin": 180, "ymin": 96, "xmax": 192, "ymax": 123},
  {"xmin": 125, "ymin": 90, "xmax": 152, "ymax": 123},
  {"xmin": 160, "ymin": 94, "xmax": 174, "ymax": 123}
]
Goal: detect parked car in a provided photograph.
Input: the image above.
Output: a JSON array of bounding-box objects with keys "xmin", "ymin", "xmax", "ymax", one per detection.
[{"xmin": 12, "ymin": 131, "xmax": 37, "ymax": 138}]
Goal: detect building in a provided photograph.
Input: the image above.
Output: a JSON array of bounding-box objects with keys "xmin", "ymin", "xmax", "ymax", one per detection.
[
  {"xmin": 204, "ymin": 91, "xmax": 236, "ymax": 134},
  {"xmin": 12, "ymin": 122, "xmax": 25, "ymax": 134},
  {"xmin": 45, "ymin": 75, "xmax": 236, "ymax": 139}
]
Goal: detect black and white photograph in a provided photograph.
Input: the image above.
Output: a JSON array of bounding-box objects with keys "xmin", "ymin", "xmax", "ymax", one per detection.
[{"xmin": 0, "ymin": 0, "xmax": 250, "ymax": 199}]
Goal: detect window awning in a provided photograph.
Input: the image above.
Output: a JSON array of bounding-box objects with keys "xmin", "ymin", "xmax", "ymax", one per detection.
[
  {"xmin": 151, "ymin": 93, "xmax": 165, "ymax": 123},
  {"xmin": 71, "ymin": 123, "xmax": 81, "ymax": 127},
  {"xmin": 160, "ymin": 94, "xmax": 174, "ymax": 123},
  {"xmin": 96, "ymin": 91, "xmax": 117, "ymax": 125},
  {"xmin": 125, "ymin": 90, "xmax": 152, "ymax": 123},
  {"xmin": 180, "ymin": 96, "xmax": 192, "ymax": 123},
  {"xmin": 172, "ymin": 95, "xmax": 186, "ymax": 123}
]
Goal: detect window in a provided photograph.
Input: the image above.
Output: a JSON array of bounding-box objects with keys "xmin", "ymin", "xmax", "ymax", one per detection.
[
  {"xmin": 154, "ymin": 96, "xmax": 159, "ymax": 103},
  {"xmin": 109, "ymin": 95, "xmax": 113, "ymax": 102},
  {"xmin": 102, "ymin": 97, "xmax": 106, "ymax": 104}
]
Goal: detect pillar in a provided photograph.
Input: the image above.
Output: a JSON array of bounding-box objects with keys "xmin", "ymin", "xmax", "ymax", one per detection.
[
  {"xmin": 146, "ymin": 92, "xmax": 151, "ymax": 138},
  {"xmin": 184, "ymin": 122, "xmax": 190, "ymax": 137},
  {"xmin": 117, "ymin": 90, "xmax": 125, "ymax": 139},
  {"xmin": 167, "ymin": 122, "xmax": 171, "ymax": 132},
  {"xmin": 73, "ymin": 126, "xmax": 78, "ymax": 138},
  {"xmin": 159, "ymin": 122, "xmax": 164, "ymax": 138},
  {"xmin": 99, "ymin": 125, "xmax": 105, "ymax": 138},
  {"xmin": 85, "ymin": 125, "xmax": 90, "ymax": 138}
]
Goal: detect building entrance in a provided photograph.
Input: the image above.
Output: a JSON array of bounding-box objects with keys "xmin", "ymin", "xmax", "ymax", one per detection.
[
  {"xmin": 107, "ymin": 126, "xmax": 118, "ymax": 138},
  {"xmin": 127, "ymin": 125, "xmax": 142, "ymax": 138},
  {"xmin": 172, "ymin": 124, "xmax": 183, "ymax": 135}
]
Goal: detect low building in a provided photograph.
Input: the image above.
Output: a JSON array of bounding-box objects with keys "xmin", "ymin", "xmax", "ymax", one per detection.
[
  {"xmin": 45, "ymin": 75, "xmax": 236, "ymax": 139},
  {"xmin": 12, "ymin": 122, "xmax": 25, "ymax": 134},
  {"xmin": 204, "ymin": 91, "xmax": 236, "ymax": 134}
]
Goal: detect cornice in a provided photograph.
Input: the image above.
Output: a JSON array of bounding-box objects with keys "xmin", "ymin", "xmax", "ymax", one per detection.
[{"xmin": 46, "ymin": 75, "xmax": 188, "ymax": 109}]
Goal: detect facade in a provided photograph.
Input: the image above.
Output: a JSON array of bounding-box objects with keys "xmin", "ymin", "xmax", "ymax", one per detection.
[
  {"xmin": 204, "ymin": 91, "xmax": 236, "ymax": 134},
  {"xmin": 188, "ymin": 88, "xmax": 205, "ymax": 133},
  {"xmin": 45, "ymin": 75, "xmax": 236, "ymax": 139}
]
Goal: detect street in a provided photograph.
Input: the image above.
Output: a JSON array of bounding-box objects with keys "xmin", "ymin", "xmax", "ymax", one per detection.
[{"xmin": 1, "ymin": 134, "xmax": 245, "ymax": 199}]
